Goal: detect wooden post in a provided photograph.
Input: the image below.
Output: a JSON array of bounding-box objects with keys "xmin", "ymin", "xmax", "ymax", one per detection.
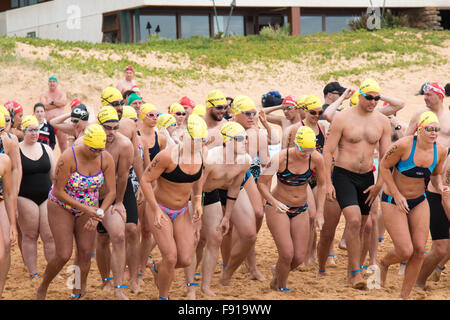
[{"xmin": 289, "ymin": 7, "xmax": 301, "ymax": 35}]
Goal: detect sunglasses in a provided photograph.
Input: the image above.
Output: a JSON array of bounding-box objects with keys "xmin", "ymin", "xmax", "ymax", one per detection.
[
  {"xmin": 146, "ymin": 113, "xmax": 159, "ymax": 119},
  {"xmin": 242, "ymin": 111, "xmax": 257, "ymax": 117},
  {"xmin": 359, "ymin": 90, "xmax": 381, "ymax": 101},
  {"xmin": 214, "ymin": 105, "xmax": 228, "ymax": 111},
  {"xmin": 423, "ymin": 126, "xmax": 440, "ymax": 132},
  {"xmin": 282, "ymin": 106, "xmax": 295, "ymax": 111},
  {"xmin": 223, "ymin": 134, "xmax": 248, "ymax": 142},
  {"xmin": 102, "ymin": 124, "xmax": 120, "ymax": 131},
  {"xmin": 71, "ymin": 119, "xmax": 80, "ymax": 124},
  {"xmin": 25, "ymin": 128, "xmax": 39, "ymax": 133},
  {"xmin": 88, "ymin": 146, "xmax": 105, "ymax": 153},
  {"xmin": 309, "ymin": 110, "xmax": 324, "ymax": 116},
  {"xmin": 5, "ymin": 118, "xmax": 10, "ymax": 123},
  {"xmin": 175, "ymin": 112, "xmax": 186, "ymax": 117}
]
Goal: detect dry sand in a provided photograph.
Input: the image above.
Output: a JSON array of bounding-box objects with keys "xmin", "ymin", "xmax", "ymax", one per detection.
[{"xmin": 0, "ymin": 41, "xmax": 449, "ymax": 300}]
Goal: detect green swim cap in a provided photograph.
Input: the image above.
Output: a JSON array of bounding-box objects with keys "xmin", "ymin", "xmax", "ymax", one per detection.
[
  {"xmin": 48, "ymin": 75, "xmax": 58, "ymax": 83},
  {"xmin": 128, "ymin": 93, "xmax": 142, "ymax": 105}
]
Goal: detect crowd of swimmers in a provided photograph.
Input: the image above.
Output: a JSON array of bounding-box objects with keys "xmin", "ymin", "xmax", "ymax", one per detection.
[{"xmin": 0, "ymin": 65, "xmax": 449, "ymax": 300}]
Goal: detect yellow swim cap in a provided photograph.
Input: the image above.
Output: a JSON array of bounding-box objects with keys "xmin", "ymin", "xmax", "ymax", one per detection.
[
  {"xmin": 140, "ymin": 103, "xmax": 158, "ymax": 120},
  {"xmin": 192, "ymin": 104, "xmax": 206, "ymax": 117},
  {"xmin": 101, "ymin": 87, "xmax": 123, "ymax": 106},
  {"xmin": 186, "ymin": 114, "xmax": 208, "ymax": 140},
  {"xmin": 122, "ymin": 105, "xmax": 137, "ymax": 120},
  {"xmin": 296, "ymin": 95, "xmax": 309, "ymax": 109},
  {"xmin": 303, "ymin": 95, "xmax": 322, "ymax": 111},
  {"xmin": 157, "ymin": 113, "xmax": 176, "ymax": 130},
  {"xmin": 220, "ymin": 121, "xmax": 246, "ymax": 143},
  {"xmin": 169, "ymin": 103, "xmax": 185, "ymax": 114},
  {"xmin": 360, "ymin": 78, "xmax": 381, "ymax": 95},
  {"xmin": 21, "ymin": 115, "xmax": 39, "ymax": 130},
  {"xmin": 97, "ymin": 106, "xmax": 119, "ymax": 125},
  {"xmin": 0, "ymin": 113, "xmax": 5, "ymax": 129},
  {"xmin": 231, "ymin": 95, "xmax": 256, "ymax": 115},
  {"xmin": 418, "ymin": 111, "xmax": 439, "ymax": 127},
  {"xmin": 350, "ymin": 91, "xmax": 360, "ymax": 107},
  {"xmin": 295, "ymin": 126, "xmax": 316, "ymax": 150},
  {"xmin": 0, "ymin": 105, "xmax": 10, "ymax": 119},
  {"xmin": 84, "ymin": 124, "xmax": 106, "ymax": 149},
  {"xmin": 206, "ymin": 89, "xmax": 227, "ymax": 108}
]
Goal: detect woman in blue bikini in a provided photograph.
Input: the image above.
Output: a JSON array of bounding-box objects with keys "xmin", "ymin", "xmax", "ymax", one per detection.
[
  {"xmin": 378, "ymin": 111, "xmax": 448, "ymax": 299},
  {"xmin": 140, "ymin": 114, "xmax": 207, "ymax": 300}
]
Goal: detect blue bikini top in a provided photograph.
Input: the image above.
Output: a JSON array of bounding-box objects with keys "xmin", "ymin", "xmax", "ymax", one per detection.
[{"xmin": 396, "ymin": 136, "xmax": 437, "ymax": 178}]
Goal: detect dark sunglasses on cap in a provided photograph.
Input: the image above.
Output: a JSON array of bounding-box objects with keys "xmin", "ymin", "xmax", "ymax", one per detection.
[
  {"xmin": 309, "ymin": 110, "xmax": 324, "ymax": 116},
  {"xmin": 423, "ymin": 126, "xmax": 440, "ymax": 133},
  {"xmin": 359, "ymin": 90, "xmax": 381, "ymax": 101},
  {"xmin": 111, "ymin": 100, "xmax": 124, "ymax": 107},
  {"xmin": 214, "ymin": 105, "xmax": 228, "ymax": 111},
  {"xmin": 242, "ymin": 111, "xmax": 257, "ymax": 117},
  {"xmin": 175, "ymin": 112, "xmax": 186, "ymax": 117},
  {"xmin": 71, "ymin": 119, "xmax": 80, "ymax": 124},
  {"xmin": 102, "ymin": 124, "xmax": 120, "ymax": 131},
  {"xmin": 223, "ymin": 134, "xmax": 248, "ymax": 142},
  {"xmin": 88, "ymin": 146, "xmax": 105, "ymax": 153}
]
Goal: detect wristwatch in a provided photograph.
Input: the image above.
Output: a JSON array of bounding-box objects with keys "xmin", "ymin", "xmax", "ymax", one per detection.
[
  {"xmin": 96, "ymin": 208, "xmax": 104, "ymax": 218},
  {"xmin": 394, "ymin": 125, "xmax": 402, "ymax": 131}
]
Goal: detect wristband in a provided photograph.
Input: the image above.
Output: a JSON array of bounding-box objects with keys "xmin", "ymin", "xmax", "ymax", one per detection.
[
  {"xmin": 226, "ymin": 195, "xmax": 237, "ymax": 201},
  {"xmin": 193, "ymin": 195, "xmax": 202, "ymax": 199}
]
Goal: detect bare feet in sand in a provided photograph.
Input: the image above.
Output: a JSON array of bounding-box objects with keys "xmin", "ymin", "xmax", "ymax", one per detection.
[{"xmin": 270, "ymin": 265, "xmax": 277, "ymax": 291}]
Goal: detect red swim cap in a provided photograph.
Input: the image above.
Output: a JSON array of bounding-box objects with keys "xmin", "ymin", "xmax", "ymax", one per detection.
[
  {"xmin": 282, "ymin": 96, "xmax": 297, "ymax": 107},
  {"xmin": 125, "ymin": 65, "xmax": 134, "ymax": 72},
  {"xmin": 70, "ymin": 98, "xmax": 82, "ymax": 109},
  {"xmin": 424, "ymin": 82, "xmax": 445, "ymax": 99},
  {"xmin": 4, "ymin": 101, "xmax": 23, "ymax": 115},
  {"xmin": 179, "ymin": 96, "xmax": 195, "ymax": 109}
]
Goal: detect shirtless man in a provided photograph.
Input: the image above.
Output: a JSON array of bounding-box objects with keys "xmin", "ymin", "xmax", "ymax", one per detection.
[
  {"xmin": 406, "ymin": 82, "xmax": 450, "ymax": 148},
  {"xmin": 220, "ymin": 95, "xmax": 268, "ymax": 285},
  {"xmin": 192, "ymin": 122, "xmax": 251, "ymax": 298},
  {"xmin": 40, "ymin": 76, "xmax": 68, "ymax": 152},
  {"xmin": 100, "ymin": 86, "xmax": 144, "ymax": 291},
  {"xmin": 203, "ymin": 89, "xmax": 229, "ymax": 149},
  {"xmin": 92, "ymin": 106, "xmax": 133, "ymax": 300},
  {"xmin": 318, "ymin": 78, "xmax": 391, "ymax": 289},
  {"xmin": 116, "ymin": 66, "xmax": 137, "ymax": 95},
  {"xmin": 410, "ymin": 82, "xmax": 450, "ymax": 290},
  {"xmin": 263, "ymin": 96, "xmax": 301, "ymax": 133},
  {"xmin": 323, "ymin": 88, "xmax": 405, "ymax": 123}
]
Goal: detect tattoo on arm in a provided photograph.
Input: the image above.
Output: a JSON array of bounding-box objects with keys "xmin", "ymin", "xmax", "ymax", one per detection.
[
  {"xmin": 151, "ymin": 159, "xmax": 160, "ymax": 168},
  {"xmin": 55, "ymin": 160, "xmax": 64, "ymax": 176},
  {"xmin": 445, "ymin": 168, "xmax": 450, "ymax": 185},
  {"xmin": 384, "ymin": 145, "xmax": 397, "ymax": 159}
]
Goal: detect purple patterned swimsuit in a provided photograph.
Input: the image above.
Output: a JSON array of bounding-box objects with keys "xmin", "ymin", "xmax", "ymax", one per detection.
[{"xmin": 48, "ymin": 147, "xmax": 104, "ymax": 217}]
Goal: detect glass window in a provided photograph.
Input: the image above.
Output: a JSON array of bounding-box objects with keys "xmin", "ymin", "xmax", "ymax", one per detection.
[
  {"xmin": 301, "ymin": 16, "xmax": 323, "ymax": 34},
  {"xmin": 181, "ymin": 15, "xmax": 210, "ymax": 38},
  {"xmin": 139, "ymin": 15, "xmax": 177, "ymax": 40},
  {"xmin": 11, "ymin": 0, "xmax": 19, "ymax": 8},
  {"xmin": 103, "ymin": 14, "xmax": 118, "ymax": 31},
  {"xmin": 325, "ymin": 16, "xmax": 355, "ymax": 33},
  {"xmin": 258, "ymin": 15, "xmax": 283, "ymax": 31},
  {"xmin": 214, "ymin": 15, "xmax": 244, "ymax": 36}
]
